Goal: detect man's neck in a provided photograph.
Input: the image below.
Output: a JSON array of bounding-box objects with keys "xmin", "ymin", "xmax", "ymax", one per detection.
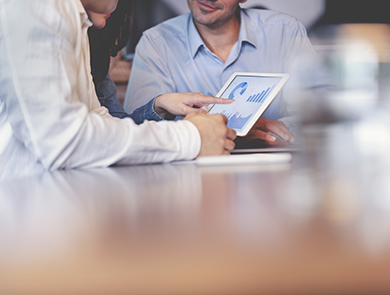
[{"xmin": 195, "ymin": 15, "xmax": 240, "ymax": 63}]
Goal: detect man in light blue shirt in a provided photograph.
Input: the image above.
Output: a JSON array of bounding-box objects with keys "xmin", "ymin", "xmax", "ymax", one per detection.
[{"xmin": 124, "ymin": 0, "xmax": 330, "ymax": 146}]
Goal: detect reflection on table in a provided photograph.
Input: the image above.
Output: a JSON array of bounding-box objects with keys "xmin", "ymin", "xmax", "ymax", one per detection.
[{"xmin": 1, "ymin": 154, "xmax": 390, "ymax": 294}]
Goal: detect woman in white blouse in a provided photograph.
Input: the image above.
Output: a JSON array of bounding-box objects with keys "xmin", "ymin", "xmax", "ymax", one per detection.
[{"xmin": 0, "ymin": 0, "xmax": 236, "ymax": 180}]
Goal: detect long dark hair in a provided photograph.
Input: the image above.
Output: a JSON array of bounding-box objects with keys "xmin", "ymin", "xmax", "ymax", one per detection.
[{"xmin": 88, "ymin": 0, "xmax": 134, "ymax": 84}]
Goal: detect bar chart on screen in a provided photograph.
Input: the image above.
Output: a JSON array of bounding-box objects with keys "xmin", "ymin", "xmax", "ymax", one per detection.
[{"xmin": 246, "ymin": 85, "xmax": 276, "ymax": 103}]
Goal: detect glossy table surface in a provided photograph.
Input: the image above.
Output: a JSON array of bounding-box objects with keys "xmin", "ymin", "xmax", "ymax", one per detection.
[{"xmin": 1, "ymin": 140, "xmax": 390, "ymax": 295}]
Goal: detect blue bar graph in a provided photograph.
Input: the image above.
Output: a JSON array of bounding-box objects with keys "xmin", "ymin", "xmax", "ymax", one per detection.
[
  {"xmin": 245, "ymin": 85, "xmax": 276, "ymax": 103},
  {"xmin": 255, "ymin": 90, "xmax": 266, "ymax": 102},
  {"xmin": 257, "ymin": 87, "xmax": 269, "ymax": 102},
  {"xmin": 258, "ymin": 91, "xmax": 265, "ymax": 102}
]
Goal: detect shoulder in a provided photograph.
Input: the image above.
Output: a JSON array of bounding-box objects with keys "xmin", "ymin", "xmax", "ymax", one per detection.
[
  {"xmin": 35, "ymin": 0, "xmax": 82, "ymax": 41},
  {"xmin": 141, "ymin": 13, "xmax": 192, "ymax": 42},
  {"xmin": 5, "ymin": 0, "xmax": 81, "ymax": 28},
  {"xmin": 242, "ymin": 8, "xmax": 304, "ymax": 29},
  {"xmin": 241, "ymin": 8, "xmax": 308, "ymax": 39},
  {"xmin": 2, "ymin": 0, "xmax": 80, "ymax": 17},
  {"xmin": 1, "ymin": 0, "xmax": 84, "ymax": 54}
]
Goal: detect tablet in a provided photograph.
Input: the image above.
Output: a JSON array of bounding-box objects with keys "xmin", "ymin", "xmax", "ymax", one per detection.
[{"xmin": 208, "ymin": 72, "xmax": 289, "ymax": 136}]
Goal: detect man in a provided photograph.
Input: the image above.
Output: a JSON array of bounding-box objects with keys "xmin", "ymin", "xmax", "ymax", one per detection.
[
  {"xmin": 124, "ymin": 0, "xmax": 331, "ymax": 146},
  {"xmin": 0, "ymin": 0, "xmax": 235, "ymax": 180}
]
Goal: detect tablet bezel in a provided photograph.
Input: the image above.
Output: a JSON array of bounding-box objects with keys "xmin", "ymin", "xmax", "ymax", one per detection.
[{"xmin": 208, "ymin": 72, "xmax": 290, "ymax": 136}]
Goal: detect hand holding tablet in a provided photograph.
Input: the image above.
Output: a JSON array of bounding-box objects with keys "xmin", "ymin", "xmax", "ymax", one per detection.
[{"xmin": 208, "ymin": 72, "xmax": 290, "ymax": 136}]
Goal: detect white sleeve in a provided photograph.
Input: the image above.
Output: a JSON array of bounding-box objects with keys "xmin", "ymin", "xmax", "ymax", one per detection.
[{"xmin": 0, "ymin": 0, "xmax": 200, "ymax": 170}]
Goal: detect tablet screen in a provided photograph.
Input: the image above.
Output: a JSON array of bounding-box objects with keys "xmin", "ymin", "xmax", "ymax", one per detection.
[{"xmin": 208, "ymin": 73, "xmax": 288, "ymax": 136}]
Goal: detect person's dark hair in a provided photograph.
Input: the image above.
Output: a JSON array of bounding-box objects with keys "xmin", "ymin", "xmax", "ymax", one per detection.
[{"xmin": 88, "ymin": 0, "xmax": 134, "ymax": 84}]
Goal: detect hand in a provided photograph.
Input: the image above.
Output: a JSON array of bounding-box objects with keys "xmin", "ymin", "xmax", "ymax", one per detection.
[
  {"xmin": 154, "ymin": 93, "xmax": 234, "ymax": 119},
  {"xmin": 184, "ymin": 113, "xmax": 237, "ymax": 156},
  {"xmin": 239, "ymin": 118, "xmax": 296, "ymax": 147}
]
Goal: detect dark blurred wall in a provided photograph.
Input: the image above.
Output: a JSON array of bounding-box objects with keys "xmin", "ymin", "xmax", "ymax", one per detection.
[
  {"xmin": 125, "ymin": 0, "xmax": 176, "ymax": 59},
  {"xmin": 313, "ymin": 0, "xmax": 390, "ymax": 28}
]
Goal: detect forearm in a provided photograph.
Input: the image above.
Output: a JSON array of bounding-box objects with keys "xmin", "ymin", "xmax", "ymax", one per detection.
[
  {"xmin": 95, "ymin": 74, "xmax": 167, "ymax": 124},
  {"xmin": 127, "ymin": 96, "xmax": 166, "ymax": 125},
  {"xmin": 95, "ymin": 73, "xmax": 129, "ymax": 119}
]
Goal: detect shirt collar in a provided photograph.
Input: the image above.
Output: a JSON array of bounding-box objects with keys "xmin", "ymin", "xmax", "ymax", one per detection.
[
  {"xmin": 188, "ymin": 15, "xmax": 205, "ymax": 59},
  {"xmin": 238, "ymin": 9, "xmax": 257, "ymax": 49},
  {"xmin": 77, "ymin": 0, "xmax": 93, "ymax": 27},
  {"xmin": 188, "ymin": 9, "xmax": 257, "ymax": 59}
]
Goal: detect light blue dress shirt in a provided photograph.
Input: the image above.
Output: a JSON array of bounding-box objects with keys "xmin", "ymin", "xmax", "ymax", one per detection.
[{"xmin": 124, "ymin": 8, "xmax": 330, "ymax": 122}]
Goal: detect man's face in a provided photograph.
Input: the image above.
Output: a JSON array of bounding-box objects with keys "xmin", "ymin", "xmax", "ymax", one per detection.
[{"xmin": 187, "ymin": 0, "xmax": 247, "ymax": 29}]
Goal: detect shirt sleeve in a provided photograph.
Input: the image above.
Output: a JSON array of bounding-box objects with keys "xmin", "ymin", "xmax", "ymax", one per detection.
[
  {"xmin": 128, "ymin": 96, "xmax": 167, "ymax": 124},
  {"xmin": 95, "ymin": 73, "xmax": 130, "ymax": 119},
  {"xmin": 95, "ymin": 73, "xmax": 164, "ymax": 124},
  {"xmin": 124, "ymin": 33, "xmax": 178, "ymax": 113},
  {"xmin": 0, "ymin": 0, "xmax": 201, "ymax": 171}
]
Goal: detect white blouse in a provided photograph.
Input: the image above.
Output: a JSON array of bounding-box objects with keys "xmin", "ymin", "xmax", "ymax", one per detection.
[{"xmin": 0, "ymin": 0, "xmax": 200, "ymax": 180}]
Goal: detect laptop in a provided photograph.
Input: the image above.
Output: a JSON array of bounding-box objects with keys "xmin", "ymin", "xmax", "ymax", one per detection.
[{"xmin": 230, "ymin": 145, "xmax": 302, "ymax": 154}]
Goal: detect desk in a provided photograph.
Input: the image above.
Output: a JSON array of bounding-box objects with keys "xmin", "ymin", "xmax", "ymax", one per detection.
[{"xmin": 1, "ymin": 147, "xmax": 390, "ymax": 295}]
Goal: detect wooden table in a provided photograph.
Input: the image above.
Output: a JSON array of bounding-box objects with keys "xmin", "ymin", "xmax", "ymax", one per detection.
[{"xmin": 1, "ymin": 147, "xmax": 390, "ymax": 295}]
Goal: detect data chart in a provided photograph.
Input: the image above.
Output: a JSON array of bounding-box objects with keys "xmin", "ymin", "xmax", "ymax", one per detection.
[{"xmin": 209, "ymin": 74, "xmax": 285, "ymax": 133}]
